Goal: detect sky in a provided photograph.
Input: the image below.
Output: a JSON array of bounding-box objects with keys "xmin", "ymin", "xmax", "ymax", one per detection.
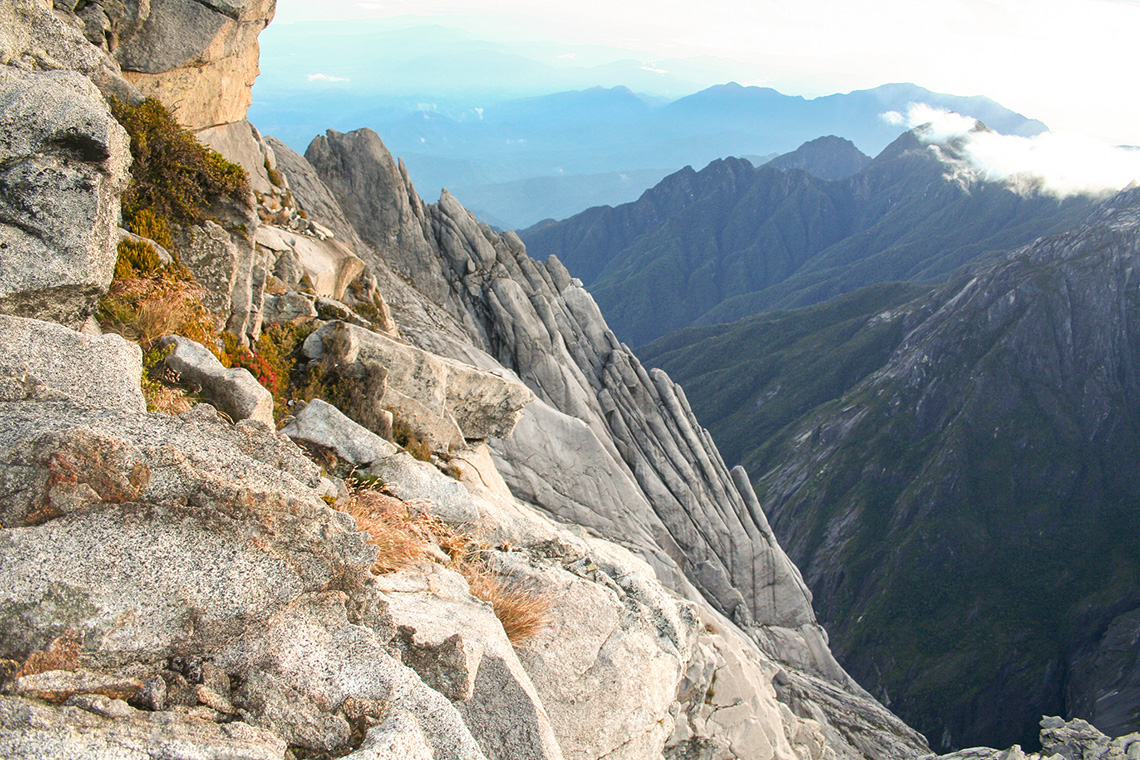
[{"xmin": 271, "ymin": 0, "xmax": 1140, "ymax": 147}]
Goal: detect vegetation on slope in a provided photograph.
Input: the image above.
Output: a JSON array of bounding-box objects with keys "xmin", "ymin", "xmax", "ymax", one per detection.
[{"xmin": 643, "ymin": 204, "xmax": 1140, "ymax": 750}]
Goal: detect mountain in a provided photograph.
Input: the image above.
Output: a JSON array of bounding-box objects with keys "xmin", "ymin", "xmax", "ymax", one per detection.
[
  {"xmin": 452, "ymin": 168, "xmax": 676, "ymax": 230},
  {"xmin": 520, "ymin": 131, "xmax": 1097, "ymax": 346},
  {"xmin": 642, "ymin": 188, "xmax": 1140, "ymax": 751},
  {"xmin": 252, "ymin": 48, "xmax": 1048, "ymax": 228},
  {"xmin": 765, "ymin": 136, "xmax": 871, "ymax": 180}
]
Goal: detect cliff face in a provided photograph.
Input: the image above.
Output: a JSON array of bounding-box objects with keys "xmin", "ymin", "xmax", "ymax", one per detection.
[{"xmin": 0, "ymin": 2, "xmax": 934, "ymax": 759}]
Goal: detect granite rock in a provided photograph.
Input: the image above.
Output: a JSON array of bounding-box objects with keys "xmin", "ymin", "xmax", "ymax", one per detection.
[
  {"xmin": 0, "ymin": 67, "xmax": 129, "ymax": 327},
  {"xmin": 160, "ymin": 334, "xmax": 274, "ymax": 425},
  {"xmin": 0, "ymin": 695, "xmax": 287, "ymax": 759},
  {"xmin": 379, "ymin": 563, "xmax": 564, "ymax": 760},
  {"xmin": 302, "ymin": 320, "xmax": 534, "ymax": 451},
  {"xmin": 0, "ymin": 315, "xmax": 144, "ymax": 413},
  {"xmin": 281, "ymin": 398, "xmax": 397, "ymax": 467},
  {"xmin": 113, "ymin": 0, "xmax": 276, "ymax": 131}
]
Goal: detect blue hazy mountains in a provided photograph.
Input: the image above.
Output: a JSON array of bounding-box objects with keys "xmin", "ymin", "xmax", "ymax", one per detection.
[{"xmin": 251, "ymin": 21, "xmax": 1046, "ymax": 228}]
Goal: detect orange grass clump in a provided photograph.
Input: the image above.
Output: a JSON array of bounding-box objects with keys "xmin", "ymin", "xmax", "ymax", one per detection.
[
  {"xmin": 97, "ymin": 274, "xmax": 219, "ymax": 350},
  {"xmin": 464, "ymin": 571, "xmax": 552, "ymax": 647},
  {"xmin": 340, "ymin": 488, "xmax": 437, "ymax": 574},
  {"xmin": 339, "ymin": 483, "xmax": 551, "ymax": 645}
]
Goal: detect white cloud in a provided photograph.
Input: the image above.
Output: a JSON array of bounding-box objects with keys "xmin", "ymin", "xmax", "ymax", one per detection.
[
  {"xmin": 307, "ymin": 73, "xmax": 350, "ymax": 82},
  {"xmin": 895, "ymin": 103, "xmax": 1140, "ymax": 198}
]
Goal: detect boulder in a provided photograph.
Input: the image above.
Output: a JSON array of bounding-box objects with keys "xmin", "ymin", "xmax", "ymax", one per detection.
[
  {"xmin": 347, "ymin": 711, "xmax": 436, "ymax": 760},
  {"xmin": 281, "ymin": 398, "xmax": 397, "ymax": 467},
  {"xmin": 9, "ymin": 670, "xmax": 143, "ymax": 704},
  {"xmin": 173, "ymin": 215, "xmax": 263, "ymax": 340},
  {"xmin": 302, "ymin": 321, "xmax": 534, "ymax": 451},
  {"xmin": 0, "ymin": 0, "xmax": 136, "ymax": 100},
  {"xmin": 0, "ymin": 68, "xmax": 130, "ymax": 327},
  {"xmin": 0, "ymin": 695, "xmax": 287, "ymax": 759},
  {"xmin": 0, "ymin": 315, "xmax": 145, "ymax": 413},
  {"xmin": 261, "ymin": 291, "xmax": 317, "ymax": 325},
  {"xmin": 256, "ymin": 224, "xmax": 365, "ymax": 301},
  {"xmin": 159, "ymin": 335, "xmax": 274, "ymax": 425},
  {"xmin": 214, "ymin": 592, "xmax": 489, "ymax": 760},
  {"xmin": 921, "ymin": 717, "xmax": 1140, "ymax": 760},
  {"xmin": 197, "ymin": 119, "xmax": 280, "ymax": 196},
  {"xmin": 496, "ymin": 542, "xmax": 700, "ymax": 760}
]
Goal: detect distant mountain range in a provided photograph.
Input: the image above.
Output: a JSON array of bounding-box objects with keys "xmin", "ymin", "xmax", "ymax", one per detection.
[
  {"xmin": 520, "ymin": 130, "xmax": 1094, "ymax": 346},
  {"xmin": 640, "ymin": 187, "xmax": 1140, "ymax": 752},
  {"xmin": 252, "ymin": 24, "xmax": 1047, "ymax": 229}
]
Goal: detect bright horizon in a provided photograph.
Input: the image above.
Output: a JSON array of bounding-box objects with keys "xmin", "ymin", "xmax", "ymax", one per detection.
[{"xmin": 270, "ymin": 0, "xmax": 1140, "ymax": 148}]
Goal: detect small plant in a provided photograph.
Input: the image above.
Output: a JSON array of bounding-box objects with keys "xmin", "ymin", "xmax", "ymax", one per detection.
[
  {"xmin": 217, "ymin": 323, "xmax": 315, "ymax": 422},
  {"xmin": 264, "ymin": 157, "xmax": 284, "ymax": 188},
  {"xmin": 113, "ymin": 238, "xmax": 162, "ymax": 281},
  {"xmin": 140, "ymin": 343, "xmax": 195, "ymax": 414},
  {"xmin": 464, "ymin": 571, "xmax": 551, "ymax": 646},
  {"xmin": 392, "ymin": 416, "xmax": 432, "ymax": 462},
  {"xmin": 220, "ymin": 333, "xmax": 280, "ymax": 395},
  {"xmin": 126, "ymin": 208, "xmax": 173, "ymax": 250},
  {"xmin": 341, "ymin": 486, "xmax": 443, "ymax": 574},
  {"xmin": 97, "ymin": 273, "xmax": 219, "ymax": 350}
]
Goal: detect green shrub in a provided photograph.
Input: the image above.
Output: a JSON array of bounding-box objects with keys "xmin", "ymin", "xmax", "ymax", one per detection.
[
  {"xmin": 264, "ymin": 157, "xmax": 283, "ymax": 188},
  {"xmin": 113, "ymin": 238, "xmax": 162, "ymax": 281},
  {"xmin": 109, "ymin": 97, "xmax": 249, "ymax": 231},
  {"xmin": 126, "ymin": 208, "xmax": 173, "ymax": 250},
  {"xmin": 392, "ymin": 416, "xmax": 432, "ymax": 462}
]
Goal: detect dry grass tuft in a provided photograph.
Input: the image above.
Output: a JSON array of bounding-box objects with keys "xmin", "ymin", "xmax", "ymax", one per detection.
[
  {"xmin": 339, "ymin": 481, "xmax": 551, "ymax": 645},
  {"xmin": 13, "ymin": 630, "xmax": 82, "ymax": 679},
  {"xmin": 464, "ymin": 571, "xmax": 552, "ymax": 646},
  {"xmin": 341, "ymin": 487, "xmax": 437, "ymax": 574}
]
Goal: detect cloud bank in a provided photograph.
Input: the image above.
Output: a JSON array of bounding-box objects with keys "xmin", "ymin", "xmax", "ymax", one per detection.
[
  {"xmin": 307, "ymin": 72, "xmax": 350, "ymax": 83},
  {"xmin": 883, "ymin": 103, "xmax": 1140, "ymax": 198}
]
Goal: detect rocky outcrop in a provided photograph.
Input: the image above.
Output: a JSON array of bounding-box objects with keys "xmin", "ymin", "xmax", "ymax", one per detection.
[
  {"xmin": 301, "ymin": 320, "xmax": 535, "ymax": 451},
  {"xmin": 281, "ymin": 398, "xmax": 398, "ymax": 467},
  {"xmin": 295, "ymin": 125, "xmax": 928, "ymax": 758},
  {"xmin": 921, "ymin": 717, "xmax": 1140, "ymax": 760},
  {"xmin": 0, "ymin": 694, "xmax": 288, "ymax": 760},
  {"xmin": 54, "ymin": 0, "xmax": 278, "ymax": 131},
  {"xmin": 0, "ymin": 0, "xmax": 137, "ymax": 100},
  {"xmin": 0, "ymin": 66, "xmax": 129, "ymax": 327},
  {"xmin": 379, "ymin": 564, "xmax": 564, "ymax": 760},
  {"xmin": 255, "ymin": 224, "xmax": 364, "ymax": 300},
  {"xmin": 0, "ymin": 314, "xmax": 144, "ymax": 413}
]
